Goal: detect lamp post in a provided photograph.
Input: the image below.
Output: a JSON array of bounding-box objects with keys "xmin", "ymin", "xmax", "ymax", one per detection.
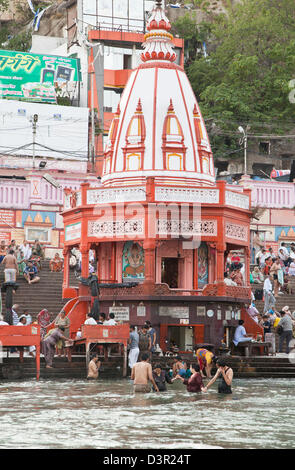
[{"xmin": 238, "ymin": 125, "xmax": 250, "ymax": 175}]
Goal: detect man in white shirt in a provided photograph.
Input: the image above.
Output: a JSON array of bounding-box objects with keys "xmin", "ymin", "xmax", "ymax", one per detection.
[
  {"xmin": 224, "ymin": 272, "xmax": 237, "ymax": 286},
  {"xmin": 104, "ymin": 313, "xmax": 117, "ymax": 326},
  {"xmin": 20, "ymin": 241, "xmax": 32, "ymax": 260},
  {"xmin": 263, "ymin": 275, "xmax": 276, "ymax": 313},
  {"xmin": 84, "ymin": 314, "xmax": 97, "ymax": 325}
]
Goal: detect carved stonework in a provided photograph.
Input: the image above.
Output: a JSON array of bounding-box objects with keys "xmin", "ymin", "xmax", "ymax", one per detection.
[
  {"xmin": 157, "ymin": 219, "xmax": 217, "ymax": 236},
  {"xmin": 155, "ymin": 187, "xmax": 219, "ymax": 203},
  {"xmin": 88, "ymin": 219, "xmax": 145, "ymax": 238},
  {"xmin": 225, "ymin": 222, "xmax": 248, "ymax": 242},
  {"xmin": 87, "ymin": 187, "xmax": 146, "ymax": 205},
  {"xmin": 225, "ymin": 191, "xmax": 249, "ymax": 210}
]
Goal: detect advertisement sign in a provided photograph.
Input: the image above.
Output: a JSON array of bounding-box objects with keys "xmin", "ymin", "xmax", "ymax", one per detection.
[
  {"xmin": 0, "ymin": 210, "xmax": 15, "ymax": 227},
  {"xmin": 0, "ymin": 49, "xmax": 81, "ymax": 103}
]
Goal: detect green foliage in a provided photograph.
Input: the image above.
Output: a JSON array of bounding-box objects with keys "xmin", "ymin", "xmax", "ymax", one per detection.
[
  {"xmin": 185, "ymin": 0, "xmax": 295, "ymax": 139},
  {"xmin": 1, "ymin": 31, "xmax": 32, "ymax": 52},
  {"xmin": 172, "ymin": 12, "xmax": 212, "ymax": 65},
  {"xmin": 0, "ymin": 0, "xmax": 9, "ymax": 12}
]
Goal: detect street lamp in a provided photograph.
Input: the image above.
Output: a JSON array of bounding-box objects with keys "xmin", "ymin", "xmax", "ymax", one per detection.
[{"xmin": 238, "ymin": 125, "xmax": 250, "ymax": 175}]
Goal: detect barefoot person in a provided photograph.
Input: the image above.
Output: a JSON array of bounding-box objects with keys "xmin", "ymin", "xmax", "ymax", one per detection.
[
  {"xmin": 23, "ymin": 261, "xmax": 40, "ymax": 285},
  {"xmin": 203, "ymin": 357, "xmax": 233, "ymax": 394},
  {"xmin": 42, "ymin": 326, "xmax": 72, "ymax": 369},
  {"xmin": 131, "ymin": 352, "xmax": 159, "ymax": 393}
]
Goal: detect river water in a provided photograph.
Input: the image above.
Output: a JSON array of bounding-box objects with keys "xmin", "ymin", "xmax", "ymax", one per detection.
[{"xmin": 0, "ymin": 377, "xmax": 294, "ymax": 449}]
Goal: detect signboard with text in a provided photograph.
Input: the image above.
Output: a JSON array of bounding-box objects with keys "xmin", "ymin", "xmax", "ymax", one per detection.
[{"xmin": 0, "ymin": 49, "xmax": 81, "ymax": 103}]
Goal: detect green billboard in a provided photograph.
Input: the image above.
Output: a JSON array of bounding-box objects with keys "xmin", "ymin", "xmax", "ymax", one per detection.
[{"xmin": 0, "ymin": 49, "xmax": 81, "ymax": 103}]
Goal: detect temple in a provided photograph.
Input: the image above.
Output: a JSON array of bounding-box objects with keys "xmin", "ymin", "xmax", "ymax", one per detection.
[{"xmin": 61, "ymin": 0, "xmax": 258, "ymax": 353}]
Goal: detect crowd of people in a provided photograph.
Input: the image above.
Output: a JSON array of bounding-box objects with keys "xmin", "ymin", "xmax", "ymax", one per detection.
[{"xmin": 0, "ymin": 239, "xmax": 48, "ymax": 285}]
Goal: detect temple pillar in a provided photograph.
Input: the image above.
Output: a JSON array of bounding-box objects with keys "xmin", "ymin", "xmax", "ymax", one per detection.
[
  {"xmin": 110, "ymin": 242, "xmax": 116, "ymax": 282},
  {"xmin": 79, "ymin": 245, "xmax": 89, "ymax": 296},
  {"xmin": 216, "ymin": 243, "xmax": 226, "ymax": 296},
  {"xmin": 244, "ymin": 247, "xmax": 250, "ymax": 286},
  {"xmin": 62, "ymin": 247, "xmax": 70, "ymax": 290},
  {"xmin": 143, "ymin": 239, "xmax": 156, "ymax": 290},
  {"xmin": 193, "ymin": 247, "xmax": 198, "ymax": 290}
]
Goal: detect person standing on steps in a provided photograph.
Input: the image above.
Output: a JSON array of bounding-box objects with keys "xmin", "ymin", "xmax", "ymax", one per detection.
[
  {"xmin": 42, "ymin": 326, "xmax": 73, "ymax": 369},
  {"xmin": 277, "ymin": 310, "xmax": 293, "ymax": 354},
  {"xmin": 1, "ymin": 249, "xmax": 18, "ymax": 282},
  {"xmin": 128, "ymin": 325, "xmax": 140, "ymax": 371}
]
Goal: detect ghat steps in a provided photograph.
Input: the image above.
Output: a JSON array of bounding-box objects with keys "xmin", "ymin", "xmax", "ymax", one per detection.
[{"xmin": 0, "ymin": 260, "xmax": 78, "ymax": 319}]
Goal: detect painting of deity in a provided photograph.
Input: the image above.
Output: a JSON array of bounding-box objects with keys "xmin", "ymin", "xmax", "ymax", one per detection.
[
  {"xmin": 122, "ymin": 241, "xmax": 145, "ymax": 282},
  {"xmin": 198, "ymin": 242, "xmax": 208, "ymax": 288}
]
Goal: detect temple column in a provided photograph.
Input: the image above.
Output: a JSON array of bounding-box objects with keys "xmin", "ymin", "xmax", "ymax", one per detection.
[
  {"xmin": 79, "ymin": 245, "xmax": 89, "ymax": 296},
  {"xmin": 143, "ymin": 239, "xmax": 156, "ymax": 290},
  {"xmin": 62, "ymin": 246, "xmax": 70, "ymax": 291},
  {"xmin": 110, "ymin": 242, "xmax": 116, "ymax": 282},
  {"xmin": 193, "ymin": 247, "xmax": 198, "ymax": 290},
  {"xmin": 244, "ymin": 247, "xmax": 250, "ymax": 286},
  {"xmin": 216, "ymin": 243, "xmax": 226, "ymax": 296}
]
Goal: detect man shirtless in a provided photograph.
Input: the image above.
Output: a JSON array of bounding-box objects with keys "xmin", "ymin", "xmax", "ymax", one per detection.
[
  {"xmin": 1, "ymin": 249, "xmax": 18, "ymax": 282},
  {"xmin": 131, "ymin": 353, "xmax": 159, "ymax": 393}
]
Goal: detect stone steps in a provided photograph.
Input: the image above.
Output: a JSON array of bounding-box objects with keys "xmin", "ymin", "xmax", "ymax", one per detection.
[{"xmin": 0, "ymin": 260, "xmax": 78, "ymax": 319}]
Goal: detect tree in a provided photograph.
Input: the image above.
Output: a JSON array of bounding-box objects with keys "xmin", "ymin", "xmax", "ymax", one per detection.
[
  {"xmin": 186, "ymin": 0, "xmax": 295, "ymax": 135},
  {"xmin": 0, "ymin": 0, "xmax": 9, "ymax": 12}
]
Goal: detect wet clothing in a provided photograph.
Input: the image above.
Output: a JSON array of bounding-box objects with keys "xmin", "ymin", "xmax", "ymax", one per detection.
[
  {"xmin": 42, "ymin": 328, "xmax": 64, "ymax": 367},
  {"xmin": 218, "ymin": 367, "xmax": 232, "ymax": 394},
  {"xmin": 134, "ymin": 384, "xmax": 151, "ymax": 393},
  {"xmin": 152, "ymin": 370, "xmax": 172, "ymax": 391},
  {"xmin": 183, "ymin": 372, "xmax": 204, "ymax": 393}
]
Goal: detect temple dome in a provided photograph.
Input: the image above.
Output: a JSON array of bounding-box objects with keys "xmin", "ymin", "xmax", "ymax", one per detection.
[{"xmin": 102, "ymin": 1, "xmax": 215, "ymax": 188}]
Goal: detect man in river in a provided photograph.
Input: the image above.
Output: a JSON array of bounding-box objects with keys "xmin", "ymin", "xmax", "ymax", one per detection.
[
  {"xmin": 87, "ymin": 353, "xmax": 101, "ymax": 380},
  {"xmin": 131, "ymin": 352, "xmax": 159, "ymax": 393}
]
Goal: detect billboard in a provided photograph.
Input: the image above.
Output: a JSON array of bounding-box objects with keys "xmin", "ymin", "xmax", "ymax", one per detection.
[
  {"xmin": 0, "ymin": 49, "xmax": 81, "ymax": 103},
  {"xmin": 0, "ymin": 99, "xmax": 89, "ymax": 161}
]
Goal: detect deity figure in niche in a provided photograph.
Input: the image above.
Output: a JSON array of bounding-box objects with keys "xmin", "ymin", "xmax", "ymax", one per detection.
[
  {"xmin": 198, "ymin": 242, "xmax": 208, "ymax": 287},
  {"xmin": 122, "ymin": 242, "xmax": 145, "ymax": 280}
]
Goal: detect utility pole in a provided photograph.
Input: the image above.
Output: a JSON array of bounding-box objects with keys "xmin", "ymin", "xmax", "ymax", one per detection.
[
  {"xmin": 32, "ymin": 113, "xmax": 38, "ymax": 169},
  {"xmin": 238, "ymin": 125, "xmax": 250, "ymax": 175}
]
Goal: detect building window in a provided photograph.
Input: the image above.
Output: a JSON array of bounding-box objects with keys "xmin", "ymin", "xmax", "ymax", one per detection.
[
  {"xmin": 123, "ymin": 54, "xmax": 132, "ymax": 70},
  {"xmin": 259, "ymin": 141, "xmax": 270, "ymax": 155}
]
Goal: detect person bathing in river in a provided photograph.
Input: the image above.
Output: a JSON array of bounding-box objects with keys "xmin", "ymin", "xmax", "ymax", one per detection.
[
  {"xmin": 152, "ymin": 364, "xmax": 175, "ymax": 391},
  {"xmin": 131, "ymin": 352, "xmax": 159, "ymax": 393},
  {"xmin": 87, "ymin": 353, "xmax": 101, "ymax": 380},
  {"xmin": 174, "ymin": 363, "xmax": 206, "ymax": 393},
  {"xmin": 203, "ymin": 357, "xmax": 233, "ymax": 394}
]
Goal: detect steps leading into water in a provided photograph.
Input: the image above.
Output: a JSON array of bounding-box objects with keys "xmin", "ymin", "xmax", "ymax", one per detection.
[
  {"xmin": 1, "ymin": 354, "xmax": 295, "ymax": 381},
  {"xmin": 0, "ymin": 260, "xmax": 79, "ymax": 320}
]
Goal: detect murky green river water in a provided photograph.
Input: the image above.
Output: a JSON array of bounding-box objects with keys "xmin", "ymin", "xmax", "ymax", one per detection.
[{"xmin": 0, "ymin": 377, "xmax": 294, "ymax": 449}]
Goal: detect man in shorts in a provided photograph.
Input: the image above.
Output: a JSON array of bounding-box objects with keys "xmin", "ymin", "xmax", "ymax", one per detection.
[{"xmin": 1, "ymin": 249, "xmax": 18, "ymax": 282}]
